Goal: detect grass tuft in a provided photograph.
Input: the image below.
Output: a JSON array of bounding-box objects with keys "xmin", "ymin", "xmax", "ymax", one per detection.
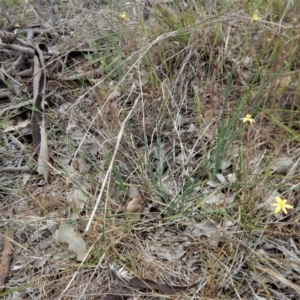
[{"xmin": 1, "ymin": 0, "xmax": 300, "ymax": 299}]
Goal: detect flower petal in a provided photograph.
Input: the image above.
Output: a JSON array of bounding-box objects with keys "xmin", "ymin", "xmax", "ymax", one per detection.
[
  {"xmin": 282, "ymin": 207, "xmax": 288, "ymax": 214},
  {"xmin": 285, "ymin": 204, "xmax": 293, "ymax": 209},
  {"xmin": 274, "ymin": 206, "xmax": 281, "ymax": 214}
]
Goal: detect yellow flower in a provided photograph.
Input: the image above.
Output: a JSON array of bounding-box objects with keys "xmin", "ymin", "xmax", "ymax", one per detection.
[
  {"xmin": 119, "ymin": 13, "xmax": 128, "ymax": 21},
  {"xmin": 240, "ymin": 114, "xmax": 255, "ymax": 124},
  {"xmin": 251, "ymin": 14, "xmax": 261, "ymax": 22},
  {"xmin": 271, "ymin": 196, "xmax": 293, "ymax": 214}
]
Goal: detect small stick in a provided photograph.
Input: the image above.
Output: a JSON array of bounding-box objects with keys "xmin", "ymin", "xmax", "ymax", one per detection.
[
  {"xmin": 0, "ymin": 167, "xmax": 34, "ymax": 173},
  {"xmin": 0, "ymin": 231, "xmax": 14, "ymax": 292}
]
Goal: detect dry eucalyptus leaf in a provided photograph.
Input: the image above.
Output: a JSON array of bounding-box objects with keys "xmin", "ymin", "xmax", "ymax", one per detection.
[
  {"xmin": 128, "ymin": 185, "xmax": 140, "ymax": 199},
  {"xmin": 126, "ymin": 196, "xmax": 143, "ymax": 213},
  {"xmin": 227, "ymin": 173, "xmax": 237, "ymax": 184},
  {"xmin": 216, "ymin": 173, "xmax": 227, "ymax": 185},
  {"xmin": 204, "ymin": 191, "xmax": 226, "ymax": 205},
  {"xmin": 126, "ymin": 195, "xmax": 143, "ymax": 222},
  {"xmin": 3, "ymin": 119, "xmax": 30, "ymax": 133},
  {"xmin": 70, "ymin": 189, "xmax": 88, "ymax": 212},
  {"xmin": 271, "ymin": 156, "xmax": 294, "ymax": 174},
  {"xmin": 207, "ymin": 180, "xmax": 220, "ymax": 188},
  {"xmin": 201, "ymin": 189, "xmax": 234, "ymax": 208},
  {"xmin": 274, "ymin": 244, "xmax": 300, "ymax": 273},
  {"xmin": 54, "ymin": 223, "xmax": 88, "ymax": 262},
  {"xmin": 276, "ymin": 74, "xmax": 292, "ymax": 87},
  {"xmin": 33, "ymin": 258, "xmax": 46, "ymax": 268},
  {"xmin": 126, "ymin": 185, "xmax": 143, "ymax": 222},
  {"xmin": 186, "ymin": 219, "xmax": 222, "ymax": 247},
  {"xmin": 53, "ymin": 149, "xmax": 74, "ymax": 174}
]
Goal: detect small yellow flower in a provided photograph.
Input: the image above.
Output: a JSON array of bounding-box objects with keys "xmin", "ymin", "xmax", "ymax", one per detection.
[
  {"xmin": 119, "ymin": 13, "xmax": 128, "ymax": 21},
  {"xmin": 271, "ymin": 196, "xmax": 293, "ymax": 214},
  {"xmin": 251, "ymin": 14, "xmax": 261, "ymax": 22},
  {"xmin": 240, "ymin": 114, "xmax": 255, "ymax": 124}
]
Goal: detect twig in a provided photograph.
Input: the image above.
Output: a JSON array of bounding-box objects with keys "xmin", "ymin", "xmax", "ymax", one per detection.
[
  {"xmin": 0, "ymin": 167, "xmax": 35, "ymax": 173},
  {"xmin": 6, "ymin": 54, "xmax": 25, "ymax": 75},
  {"xmin": 0, "ymin": 42, "xmax": 34, "ymax": 55},
  {"xmin": 59, "ymin": 69, "xmax": 102, "ymax": 81},
  {"xmin": 0, "ymin": 231, "xmax": 14, "ymax": 292},
  {"xmin": 0, "ymin": 99, "xmax": 32, "ymax": 117}
]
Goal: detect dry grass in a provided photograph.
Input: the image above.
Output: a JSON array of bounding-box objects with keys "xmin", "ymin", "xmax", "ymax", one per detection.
[{"xmin": 0, "ymin": 0, "xmax": 300, "ymax": 299}]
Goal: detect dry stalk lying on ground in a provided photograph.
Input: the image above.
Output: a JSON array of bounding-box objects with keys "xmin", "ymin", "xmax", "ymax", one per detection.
[{"xmin": 0, "ymin": 231, "xmax": 14, "ymax": 293}]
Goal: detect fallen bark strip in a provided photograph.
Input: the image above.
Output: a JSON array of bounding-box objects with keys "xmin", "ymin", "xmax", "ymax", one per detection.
[
  {"xmin": 0, "ymin": 231, "xmax": 14, "ymax": 292},
  {"xmin": 109, "ymin": 263, "xmax": 196, "ymax": 295},
  {"xmin": 31, "ymin": 44, "xmax": 49, "ymax": 181}
]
